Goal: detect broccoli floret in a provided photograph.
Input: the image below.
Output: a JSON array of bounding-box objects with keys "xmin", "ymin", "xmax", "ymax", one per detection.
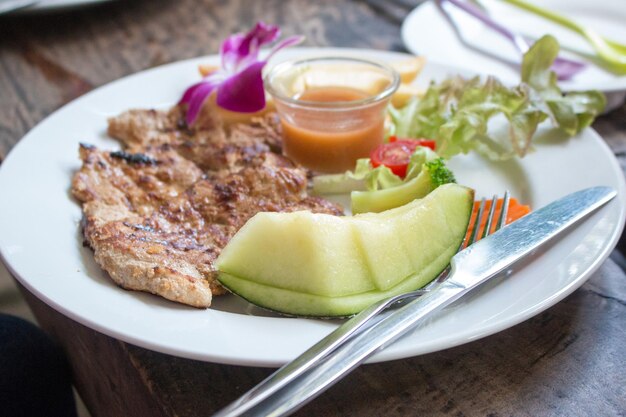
[{"xmin": 425, "ymin": 158, "xmax": 456, "ymax": 187}]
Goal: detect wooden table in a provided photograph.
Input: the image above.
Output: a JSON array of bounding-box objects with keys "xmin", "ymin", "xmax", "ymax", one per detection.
[{"xmin": 2, "ymin": 1, "xmax": 626, "ymax": 416}]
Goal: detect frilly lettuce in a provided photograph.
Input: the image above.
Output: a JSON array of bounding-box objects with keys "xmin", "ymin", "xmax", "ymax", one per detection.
[
  {"xmin": 312, "ymin": 147, "xmax": 442, "ymax": 194},
  {"xmin": 390, "ymin": 35, "xmax": 606, "ymax": 160}
]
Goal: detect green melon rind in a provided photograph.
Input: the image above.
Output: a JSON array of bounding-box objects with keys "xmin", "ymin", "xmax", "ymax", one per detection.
[
  {"xmin": 217, "ymin": 241, "xmax": 455, "ymax": 317},
  {"xmin": 217, "ymin": 184, "xmax": 474, "ymax": 317},
  {"xmin": 350, "ymin": 169, "xmax": 436, "ymax": 214}
]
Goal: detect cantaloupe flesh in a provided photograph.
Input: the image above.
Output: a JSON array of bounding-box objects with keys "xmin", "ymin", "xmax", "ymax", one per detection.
[
  {"xmin": 353, "ymin": 186, "xmax": 472, "ymax": 291},
  {"xmin": 217, "ymin": 185, "xmax": 473, "ymax": 316},
  {"xmin": 218, "ymin": 242, "xmax": 453, "ymax": 317},
  {"xmin": 217, "ymin": 211, "xmax": 375, "ymax": 297},
  {"xmin": 395, "ymin": 193, "xmax": 463, "ymax": 273},
  {"xmin": 351, "ymin": 217, "xmax": 414, "ymax": 291}
]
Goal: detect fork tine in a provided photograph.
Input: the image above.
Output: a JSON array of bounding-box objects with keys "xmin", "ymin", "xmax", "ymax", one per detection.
[
  {"xmin": 467, "ymin": 191, "xmax": 511, "ymax": 247},
  {"xmin": 466, "ymin": 197, "xmax": 486, "ymax": 247},
  {"xmin": 495, "ymin": 190, "xmax": 511, "ymax": 231},
  {"xmin": 427, "ymin": 191, "xmax": 511, "ymax": 286},
  {"xmin": 482, "ymin": 194, "xmax": 498, "ymax": 239}
]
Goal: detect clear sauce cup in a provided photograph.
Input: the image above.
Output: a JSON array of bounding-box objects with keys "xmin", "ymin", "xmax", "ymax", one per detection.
[{"xmin": 264, "ymin": 57, "xmax": 400, "ymax": 173}]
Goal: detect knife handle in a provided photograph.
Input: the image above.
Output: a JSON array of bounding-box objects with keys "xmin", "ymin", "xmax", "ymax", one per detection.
[
  {"xmin": 212, "ymin": 289, "xmax": 426, "ymax": 417},
  {"xmin": 234, "ymin": 280, "xmax": 467, "ymax": 417}
]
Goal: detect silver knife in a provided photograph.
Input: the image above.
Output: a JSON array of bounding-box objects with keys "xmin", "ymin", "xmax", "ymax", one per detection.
[{"xmin": 214, "ymin": 186, "xmax": 616, "ymax": 417}]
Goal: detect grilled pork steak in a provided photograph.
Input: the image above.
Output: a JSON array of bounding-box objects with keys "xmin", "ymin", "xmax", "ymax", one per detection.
[
  {"xmin": 108, "ymin": 106, "xmax": 283, "ymax": 171},
  {"xmin": 72, "ymin": 106, "xmax": 342, "ymax": 308}
]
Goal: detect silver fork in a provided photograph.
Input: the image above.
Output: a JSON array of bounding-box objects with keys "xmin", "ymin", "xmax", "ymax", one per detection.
[{"xmin": 213, "ymin": 191, "xmax": 511, "ymax": 417}]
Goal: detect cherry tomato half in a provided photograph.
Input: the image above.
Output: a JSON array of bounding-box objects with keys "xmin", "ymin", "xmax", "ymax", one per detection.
[
  {"xmin": 388, "ymin": 136, "xmax": 436, "ymax": 150},
  {"xmin": 370, "ymin": 138, "xmax": 437, "ymax": 178}
]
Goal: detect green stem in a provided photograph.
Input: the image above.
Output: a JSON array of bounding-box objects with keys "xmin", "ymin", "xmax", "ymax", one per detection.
[{"xmin": 498, "ymin": 0, "xmax": 583, "ymax": 35}]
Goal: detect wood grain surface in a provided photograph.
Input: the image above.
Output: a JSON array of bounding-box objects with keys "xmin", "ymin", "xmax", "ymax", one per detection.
[{"xmin": 1, "ymin": 0, "xmax": 626, "ymax": 416}]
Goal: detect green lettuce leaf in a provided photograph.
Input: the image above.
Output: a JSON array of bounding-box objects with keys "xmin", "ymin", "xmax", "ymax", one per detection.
[
  {"xmin": 521, "ymin": 35, "xmax": 607, "ymax": 136},
  {"xmin": 312, "ymin": 147, "xmax": 441, "ymax": 194},
  {"xmin": 390, "ymin": 35, "xmax": 606, "ymax": 160},
  {"xmin": 311, "ymin": 159, "xmax": 403, "ymax": 195},
  {"xmin": 405, "ymin": 147, "xmax": 438, "ymax": 180}
]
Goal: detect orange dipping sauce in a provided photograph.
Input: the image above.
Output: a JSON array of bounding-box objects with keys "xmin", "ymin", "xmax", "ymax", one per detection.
[
  {"xmin": 265, "ymin": 57, "xmax": 400, "ymax": 173},
  {"xmin": 276, "ymin": 86, "xmax": 389, "ymax": 173}
]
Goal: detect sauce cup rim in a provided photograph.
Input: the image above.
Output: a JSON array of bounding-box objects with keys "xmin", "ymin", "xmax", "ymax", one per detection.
[{"xmin": 264, "ymin": 56, "xmax": 401, "ymax": 109}]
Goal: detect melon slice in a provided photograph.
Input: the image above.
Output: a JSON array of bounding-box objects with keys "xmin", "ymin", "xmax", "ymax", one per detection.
[
  {"xmin": 217, "ymin": 184, "xmax": 474, "ymax": 317},
  {"xmin": 351, "ymin": 217, "xmax": 414, "ymax": 291},
  {"xmin": 217, "ymin": 211, "xmax": 374, "ymax": 297}
]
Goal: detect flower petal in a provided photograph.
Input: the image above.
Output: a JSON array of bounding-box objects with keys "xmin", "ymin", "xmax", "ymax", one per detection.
[
  {"xmin": 240, "ymin": 22, "xmax": 280, "ymax": 56},
  {"xmin": 184, "ymin": 80, "xmax": 220, "ymax": 124},
  {"xmin": 181, "ymin": 22, "xmax": 303, "ymax": 124},
  {"xmin": 220, "ymin": 33, "xmax": 245, "ymax": 71},
  {"xmin": 179, "ymin": 81, "xmax": 204, "ymax": 105},
  {"xmin": 265, "ymin": 35, "xmax": 305, "ymax": 61},
  {"xmin": 221, "ymin": 22, "xmax": 281, "ymax": 72},
  {"xmin": 216, "ymin": 61, "xmax": 266, "ymax": 113}
]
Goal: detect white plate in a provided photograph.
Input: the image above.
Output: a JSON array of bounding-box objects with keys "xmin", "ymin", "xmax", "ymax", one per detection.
[
  {"xmin": 402, "ymin": 0, "xmax": 626, "ymax": 97},
  {"xmin": 17, "ymin": 0, "xmax": 113, "ymax": 12},
  {"xmin": 0, "ymin": 47, "xmax": 624, "ymax": 367}
]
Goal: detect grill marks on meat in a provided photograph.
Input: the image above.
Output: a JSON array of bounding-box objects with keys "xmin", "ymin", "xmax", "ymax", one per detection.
[
  {"xmin": 186, "ymin": 165, "xmax": 342, "ymax": 231},
  {"xmin": 73, "ymin": 108, "xmax": 343, "ymax": 308},
  {"xmin": 74, "ymin": 144, "xmax": 218, "ymax": 307},
  {"xmin": 73, "ymin": 143, "xmax": 203, "ymax": 219},
  {"xmin": 107, "ymin": 107, "xmax": 192, "ymax": 149},
  {"xmin": 108, "ymin": 106, "xmax": 283, "ymax": 172}
]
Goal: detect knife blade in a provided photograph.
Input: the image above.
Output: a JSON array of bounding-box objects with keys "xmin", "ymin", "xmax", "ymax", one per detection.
[{"xmin": 214, "ymin": 186, "xmax": 616, "ymax": 417}]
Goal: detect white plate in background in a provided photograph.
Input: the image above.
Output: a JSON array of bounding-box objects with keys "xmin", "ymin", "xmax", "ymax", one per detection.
[
  {"xmin": 14, "ymin": 0, "xmax": 113, "ymax": 13},
  {"xmin": 402, "ymin": 0, "xmax": 626, "ymax": 108}
]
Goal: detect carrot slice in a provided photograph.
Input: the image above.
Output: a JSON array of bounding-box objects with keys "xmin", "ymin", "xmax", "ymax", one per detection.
[{"xmin": 465, "ymin": 198, "xmax": 531, "ymax": 243}]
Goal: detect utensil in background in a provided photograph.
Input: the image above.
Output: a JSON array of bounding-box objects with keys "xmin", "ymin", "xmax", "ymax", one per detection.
[
  {"xmin": 499, "ymin": 0, "xmax": 626, "ymax": 75},
  {"xmin": 436, "ymin": 0, "xmax": 586, "ymax": 80}
]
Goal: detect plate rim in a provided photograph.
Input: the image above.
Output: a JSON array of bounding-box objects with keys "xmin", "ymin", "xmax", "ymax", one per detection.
[{"xmin": 16, "ymin": 0, "xmax": 114, "ymax": 13}]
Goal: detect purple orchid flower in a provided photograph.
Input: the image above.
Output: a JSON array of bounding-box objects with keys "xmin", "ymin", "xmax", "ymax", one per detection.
[{"xmin": 180, "ymin": 22, "xmax": 304, "ymax": 125}]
